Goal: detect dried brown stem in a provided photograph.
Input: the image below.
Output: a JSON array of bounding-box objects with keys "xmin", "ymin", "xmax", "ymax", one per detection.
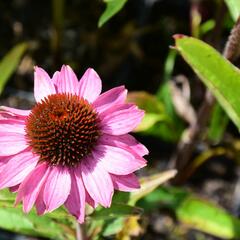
[{"xmin": 223, "ymin": 17, "xmax": 240, "ymax": 61}]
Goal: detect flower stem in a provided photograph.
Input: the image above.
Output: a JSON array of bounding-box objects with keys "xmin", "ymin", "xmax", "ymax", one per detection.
[{"xmin": 76, "ymin": 222, "xmax": 85, "ymax": 240}]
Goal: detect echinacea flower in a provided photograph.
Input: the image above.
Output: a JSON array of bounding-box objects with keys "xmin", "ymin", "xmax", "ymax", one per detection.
[{"xmin": 0, "ymin": 65, "xmax": 148, "ymax": 223}]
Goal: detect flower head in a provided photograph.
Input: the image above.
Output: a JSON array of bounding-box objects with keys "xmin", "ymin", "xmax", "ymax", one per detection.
[{"xmin": 0, "ymin": 65, "xmax": 148, "ymax": 222}]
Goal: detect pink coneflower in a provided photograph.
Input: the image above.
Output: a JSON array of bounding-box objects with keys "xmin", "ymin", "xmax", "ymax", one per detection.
[{"xmin": 0, "ymin": 65, "xmax": 147, "ymax": 222}]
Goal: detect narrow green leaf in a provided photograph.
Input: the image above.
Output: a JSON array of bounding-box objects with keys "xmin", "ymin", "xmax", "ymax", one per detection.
[
  {"xmin": 175, "ymin": 35, "xmax": 240, "ymax": 130},
  {"xmin": 98, "ymin": 0, "xmax": 127, "ymax": 27},
  {"xmin": 224, "ymin": 0, "xmax": 240, "ymax": 21},
  {"xmin": 0, "ymin": 42, "xmax": 28, "ymax": 94}
]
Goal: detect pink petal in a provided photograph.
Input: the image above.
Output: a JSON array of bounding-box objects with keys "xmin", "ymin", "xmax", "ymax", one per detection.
[
  {"xmin": 100, "ymin": 104, "xmax": 144, "ymax": 135},
  {"xmin": 9, "ymin": 184, "xmax": 20, "ymax": 193},
  {"xmin": 93, "ymin": 145, "xmax": 146, "ymax": 175},
  {"xmin": 16, "ymin": 163, "xmax": 49, "ymax": 213},
  {"xmin": 52, "ymin": 71, "xmax": 60, "ymax": 90},
  {"xmin": 0, "ymin": 132, "xmax": 28, "ymax": 156},
  {"xmin": 56, "ymin": 65, "xmax": 79, "ymax": 94},
  {"xmin": 111, "ymin": 174, "xmax": 140, "ymax": 191},
  {"xmin": 65, "ymin": 170, "xmax": 85, "ymax": 223},
  {"xmin": 78, "ymin": 68, "xmax": 102, "ymax": 103},
  {"xmin": 100, "ymin": 134, "xmax": 149, "ymax": 157},
  {"xmin": 0, "ymin": 106, "xmax": 30, "ymax": 118},
  {"xmin": 85, "ymin": 190, "xmax": 98, "ymax": 208},
  {"xmin": 0, "ymin": 156, "xmax": 11, "ymax": 171},
  {"xmin": 93, "ymin": 86, "xmax": 127, "ymax": 114},
  {"xmin": 43, "ymin": 166, "xmax": 71, "ymax": 212},
  {"xmin": 81, "ymin": 157, "xmax": 113, "ymax": 207},
  {"xmin": 0, "ymin": 119, "xmax": 25, "ymax": 134},
  {"xmin": 34, "ymin": 66, "xmax": 56, "ymax": 102},
  {"xmin": 0, "ymin": 150, "xmax": 38, "ymax": 189},
  {"xmin": 35, "ymin": 188, "xmax": 46, "ymax": 215}
]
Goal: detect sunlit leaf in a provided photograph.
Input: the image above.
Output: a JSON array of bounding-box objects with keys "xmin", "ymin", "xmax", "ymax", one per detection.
[
  {"xmin": 0, "ymin": 189, "xmax": 16, "ymax": 201},
  {"xmin": 175, "ymin": 35, "xmax": 240, "ymax": 130},
  {"xmin": 102, "ymin": 217, "xmax": 125, "ymax": 236},
  {"xmin": 177, "ymin": 196, "xmax": 240, "ymax": 239},
  {"xmin": 130, "ymin": 170, "xmax": 177, "ymax": 205},
  {"xmin": 224, "ymin": 0, "xmax": 240, "ymax": 21},
  {"xmin": 0, "ymin": 206, "xmax": 74, "ymax": 239},
  {"xmin": 139, "ymin": 186, "xmax": 240, "ymax": 239},
  {"xmin": 128, "ymin": 91, "xmax": 182, "ymax": 141},
  {"xmin": 128, "ymin": 91, "xmax": 165, "ymax": 113},
  {"xmin": 128, "ymin": 91, "xmax": 166, "ymax": 131},
  {"xmin": 98, "ymin": 0, "xmax": 128, "ymax": 27},
  {"xmin": 0, "ymin": 42, "xmax": 28, "ymax": 94}
]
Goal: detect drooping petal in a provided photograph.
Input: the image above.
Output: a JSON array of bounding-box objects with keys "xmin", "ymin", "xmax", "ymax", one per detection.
[
  {"xmin": 100, "ymin": 104, "xmax": 144, "ymax": 135},
  {"xmin": 78, "ymin": 68, "xmax": 102, "ymax": 103},
  {"xmin": 93, "ymin": 145, "xmax": 146, "ymax": 175},
  {"xmin": 43, "ymin": 166, "xmax": 71, "ymax": 212},
  {"xmin": 111, "ymin": 174, "xmax": 140, "ymax": 191},
  {"xmin": 0, "ymin": 119, "xmax": 25, "ymax": 134},
  {"xmin": 56, "ymin": 65, "xmax": 79, "ymax": 94},
  {"xmin": 34, "ymin": 66, "xmax": 56, "ymax": 102},
  {"xmin": 81, "ymin": 157, "xmax": 113, "ymax": 208},
  {"xmin": 0, "ymin": 132, "xmax": 28, "ymax": 156},
  {"xmin": 0, "ymin": 150, "xmax": 38, "ymax": 189},
  {"xmin": 85, "ymin": 190, "xmax": 98, "ymax": 208},
  {"xmin": 35, "ymin": 188, "xmax": 46, "ymax": 215},
  {"xmin": 0, "ymin": 106, "xmax": 30, "ymax": 118},
  {"xmin": 16, "ymin": 163, "xmax": 49, "ymax": 213},
  {"xmin": 93, "ymin": 86, "xmax": 127, "ymax": 114},
  {"xmin": 99, "ymin": 134, "xmax": 149, "ymax": 157},
  {"xmin": 65, "ymin": 170, "xmax": 85, "ymax": 223}
]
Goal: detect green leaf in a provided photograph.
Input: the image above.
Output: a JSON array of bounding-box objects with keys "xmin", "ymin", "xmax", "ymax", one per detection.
[
  {"xmin": 128, "ymin": 91, "xmax": 165, "ymax": 114},
  {"xmin": 0, "ymin": 206, "xmax": 74, "ymax": 239},
  {"xmin": 0, "ymin": 189, "xmax": 16, "ymax": 201},
  {"xmin": 208, "ymin": 103, "xmax": 229, "ymax": 143},
  {"xmin": 224, "ymin": 0, "xmax": 240, "ymax": 21},
  {"xmin": 0, "ymin": 42, "xmax": 28, "ymax": 94},
  {"xmin": 174, "ymin": 35, "xmax": 240, "ymax": 130},
  {"xmin": 139, "ymin": 186, "xmax": 240, "ymax": 239},
  {"xmin": 102, "ymin": 217, "xmax": 125, "ymax": 236},
  {"xmin": 177, "ymin": 196, "xmax": 240, "ymax": 239},
  {"xmin": 89, "ymin": 203, "xmax": 142, "ymax": 220},
  {"xmin": 127, "ymin": 91, "xmax": 183, "ymax": 141},
  {"xmin": 128, "ymin": 91, "xmax": 166, "ymax": 131},
  {"xmin": 98, "ymin": 0, "xmax": 127, "ymax": 27},
  {"xmin": 130, "ymin": 170, "xmax": 177, "ymax": 205}
]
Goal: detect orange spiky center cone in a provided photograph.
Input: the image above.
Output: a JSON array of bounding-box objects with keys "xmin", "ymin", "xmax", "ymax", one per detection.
[{"xmin": 25, "ymin": 93, "xmax": 100, "ymax": 167}]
